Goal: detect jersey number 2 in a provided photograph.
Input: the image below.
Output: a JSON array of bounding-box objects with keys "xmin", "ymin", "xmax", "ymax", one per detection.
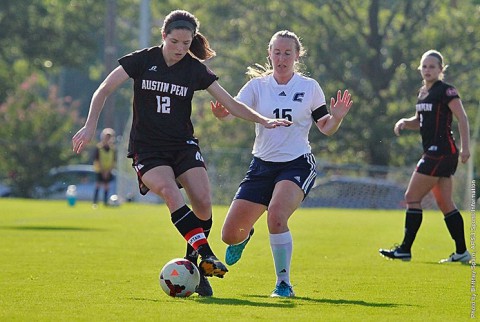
[{"xmin": 156, "ymin": 95, "xmax": 171, "ymax": 113}]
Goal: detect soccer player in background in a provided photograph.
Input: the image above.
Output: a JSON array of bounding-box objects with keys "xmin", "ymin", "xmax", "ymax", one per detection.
[
  {"xmin": 379, "ymin": 50, "xmax": 471, "ymax": 263},
  {"xmin": 72, "ymin": 10, "xmax": 291, "ymax": 296},
  {"xmin": 92, "ymin": 128, "xmax": 115, "ymax": 207},
  {"xmin": 212, "ymin": 30, "xmax": 353, "ymax": 297}
]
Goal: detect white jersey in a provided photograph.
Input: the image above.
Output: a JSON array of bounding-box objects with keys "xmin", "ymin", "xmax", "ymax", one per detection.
[{"xmin": 236, "ymin": 73, "xmax": 326, "ymax": 162}]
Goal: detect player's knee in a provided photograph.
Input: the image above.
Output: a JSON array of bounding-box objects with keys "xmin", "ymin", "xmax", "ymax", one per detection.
[
  {"xmin": 436, "ymin": 199, "xmax": 455, "ymax": 214},
  {"xmin": 221, "ymin": 226, "xmax": 235, "ymax": 245},
  {"xmin": 221, "ymin": 225, "xmax": 247, "ymax": 245},
  {"xmin": 191, "ymin": 198, "xmax": 212, "ymax": 219},
  {"xmin": 267, "ymin": 212, "xmax": 288, "ymax": 231}
]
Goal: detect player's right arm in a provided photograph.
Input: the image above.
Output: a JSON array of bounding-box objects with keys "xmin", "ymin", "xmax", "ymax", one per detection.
[
  {"xmin": 72, "ymin": 66, "xmax": 129, "ymax": 154},
  {"xmin": 394, "ymin": 112, "xmax": 420, "ymax": 136},
  {"xmin": 206, "ymin": 81, "xmax": 292, "ymax": 128}
]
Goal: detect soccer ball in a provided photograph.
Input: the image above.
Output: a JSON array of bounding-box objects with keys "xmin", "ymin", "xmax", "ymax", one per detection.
[
  {"xmin": 108, "ymin": 194, "xmax": 120, "ymax": 207},
  {"xmin": 159, "ymin": 258, "xmax": 200, "ymax": 298}
]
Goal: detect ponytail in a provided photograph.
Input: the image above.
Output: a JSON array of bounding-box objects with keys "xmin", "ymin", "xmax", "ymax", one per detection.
[{"xmin": 190, "ymin": 32, "xmax": 216, "ymax": 61}]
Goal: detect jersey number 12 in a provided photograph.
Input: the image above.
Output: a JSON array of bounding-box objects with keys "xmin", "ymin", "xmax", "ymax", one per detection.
[{"xmin": 156, "ymin": 95, "xmax": 171, "ymax": 113}]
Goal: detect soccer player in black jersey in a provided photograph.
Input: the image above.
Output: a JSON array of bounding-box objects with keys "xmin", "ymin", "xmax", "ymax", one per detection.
[
  {"xmin": 72, "ymin": 9, "xmax": 291, "ymax": 296},
  {"xmin": 379, "ymin": 50, "xmax": 471, "ymax": 264}
]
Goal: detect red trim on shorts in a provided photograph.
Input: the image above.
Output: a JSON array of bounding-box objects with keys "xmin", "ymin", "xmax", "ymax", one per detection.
[{"xmin": 429, "ymin": 155, "xmax": 443, "ymax": 176}]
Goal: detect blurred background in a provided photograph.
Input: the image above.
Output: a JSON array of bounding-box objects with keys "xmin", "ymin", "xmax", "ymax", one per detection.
[{"xmin": 0, "ymin": 0, "xmax": 478, "ymax": 209}]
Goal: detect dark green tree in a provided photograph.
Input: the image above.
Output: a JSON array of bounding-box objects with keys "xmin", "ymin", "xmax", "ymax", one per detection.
[{"xmin": 0, "ymin": 74, "xmax": 82, "ymax": 197}]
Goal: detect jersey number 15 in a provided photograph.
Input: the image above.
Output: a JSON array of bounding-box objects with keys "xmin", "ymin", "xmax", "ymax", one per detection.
[{"xmin": 273, "ymin": 108, "xmax": 292, "ymax": 121}]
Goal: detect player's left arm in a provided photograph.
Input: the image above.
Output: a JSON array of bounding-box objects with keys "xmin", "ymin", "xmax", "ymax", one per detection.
[
  {"xmin": 315, "ymin": 90, "xmax": 353, "ymax": 136},
  {"xmin": 449, "ymin": 98, "xmax": 470, "ymax": 163}
]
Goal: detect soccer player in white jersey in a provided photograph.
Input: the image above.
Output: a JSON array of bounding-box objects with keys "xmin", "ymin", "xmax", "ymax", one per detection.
[{"xmin": 212, "ymin": 30, "xmax": 353, "ymax": 297}]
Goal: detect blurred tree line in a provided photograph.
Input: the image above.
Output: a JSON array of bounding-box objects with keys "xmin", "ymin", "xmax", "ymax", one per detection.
[{"xmin": 0, "ymin": 0, "xmax": 479, "ymax": 197}]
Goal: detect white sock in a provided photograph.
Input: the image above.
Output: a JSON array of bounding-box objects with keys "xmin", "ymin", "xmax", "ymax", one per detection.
[{"xmin": 269, "ymin": 231, "xmax": 293, "ymax": 286}]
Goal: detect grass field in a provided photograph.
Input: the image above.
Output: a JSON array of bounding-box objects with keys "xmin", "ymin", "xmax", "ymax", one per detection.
[{"xmin": 0, "ymin": 199, "xmax": 476, "ymax": 321}]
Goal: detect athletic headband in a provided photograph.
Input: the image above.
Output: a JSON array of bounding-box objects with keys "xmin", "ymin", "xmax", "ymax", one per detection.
[
  {"xmin": 166, "ymin": 20, "xmax": 196, "ymax": 34},
  {"xmin": 426, "ymin": 52, "xmax": 443, "ymax": 65}
]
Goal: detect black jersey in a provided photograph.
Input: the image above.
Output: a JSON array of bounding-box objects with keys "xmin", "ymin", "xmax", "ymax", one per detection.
[
  {"xmin": 416, "ymin": 80, "xmax": 460, "ymax": 155},
  {"xmin": 118, "ymin": 46, "xmax": 218, "ymax": 156}
]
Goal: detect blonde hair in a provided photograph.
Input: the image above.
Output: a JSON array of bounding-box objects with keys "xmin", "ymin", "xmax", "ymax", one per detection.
[
  {"xmin": 247, "ymin": 30, "xmax": 306, "ymax": 78},
  {"xmin": 100, "ymin": 128, "xmax": 115, "ymax": 141}
]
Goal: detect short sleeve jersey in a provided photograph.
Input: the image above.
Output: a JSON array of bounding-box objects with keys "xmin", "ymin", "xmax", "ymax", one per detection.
[
  {"xmin": 236, "ymin": 73, "xmax": 326, "ymax": 162},
  {"xmin": 118, "ymin": 46, "xmax": 218, "ymax": 155},
  {"xmin": 416, "ymin": 80, "xmax": 460, "ymax": 155}
]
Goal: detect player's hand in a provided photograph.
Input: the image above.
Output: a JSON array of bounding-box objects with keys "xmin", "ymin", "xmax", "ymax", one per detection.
[
  {"xmin": 459, "ymin": 149, "xmax": 470, "ymax": 164},
  {"xmin": 394, "ymin": 119, "xmax": 406, "ymax": 136},
  {"xmin": 263, "ymin": 118, "xmax": 293, "ymax": 129},
  {"xmin": 330, "ymin": 90, "xmax": 353, "ymax": 121},
  {"xmin": 210, "ymin": 101, "xmax": 231, "ymax": 119},
  {"xmin": 72, "ymin": 126, "xmax": 95, "ymax": 154}
]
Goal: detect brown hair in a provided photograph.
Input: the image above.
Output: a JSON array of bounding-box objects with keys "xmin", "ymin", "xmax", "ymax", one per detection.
[{"xmin": 162, "ymin": 10, "xmax": 215, "ymax": 60}]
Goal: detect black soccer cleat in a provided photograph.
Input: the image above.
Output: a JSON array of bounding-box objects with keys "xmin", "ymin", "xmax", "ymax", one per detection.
[
  {"xmin": 199, "ymin": 256, "xmax": 228, "ymax": 278},
  {"xmin": 195, "ymin": 272, "xmax": 213, "ymax": 297},
  {"xmin": 379, "ymin": 245, "xmax": 412, "ymax": 261}
]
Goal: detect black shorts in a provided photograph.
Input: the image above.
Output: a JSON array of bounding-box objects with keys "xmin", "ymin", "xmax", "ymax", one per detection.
[
  {"xmin": 96, "ymin": 172, "xmax": 114, "ymax": 183},
  {"xmin": 415, "ymin": 153, "xmax": 458, "ymax": 177},
  {"xmin": 131, "ymin": 147, "xmax": 206, "ymax": 195},
  {"xmin": 234, "ymin": 154, "xmax": 317, "ymax": 206}
]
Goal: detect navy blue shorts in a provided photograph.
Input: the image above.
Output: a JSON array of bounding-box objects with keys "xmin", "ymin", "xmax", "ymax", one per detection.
[
  {"xmin": 131, "ymin": 147, "xmax": 206, "ymax": 195},
  {"xmin": 234, "ymin": 154, "xmax": 317, "ymax": 206},
  {"xmin": 415, "ymin": 153, "xmax": 458, "ymax": 177}
]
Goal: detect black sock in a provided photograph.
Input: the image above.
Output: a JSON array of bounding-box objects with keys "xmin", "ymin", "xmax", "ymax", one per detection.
[
  {"xmin": 444, "ymin": 210, "xmax": 467, "ymax": 254},
  {"xmin": 171, "ymin": 205, "xmax": 214, "ymax": 259},
  {"xmin": 93, "ymin": 188, "xmax": 99, "ymax": 204},
  {"xmin": 400, "ymin": 208, "xmax": 423, "ymax": 252},
  {"xmin": 185, "ymin": 217, "xmax": 212, "ymax": 265},
  {"xmin": 104, "ymin": 190, "xmax": 109, "ymax": 205}
]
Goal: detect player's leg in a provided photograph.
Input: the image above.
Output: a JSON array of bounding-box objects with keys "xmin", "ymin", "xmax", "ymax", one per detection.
[
  {"xmin": 379, "ymin": 171, "xmax": 437, "ymax": 260},
  {"xmin": 222, "ymin": 199, "xmax": 264, "ymax": 265},
  {"xmin": 222, "ymin": 156, "xmax": 270, "ymax": 265},
  {"xmin": 142, "ymin": 165, "xmax": 227, "ymax": 278},
  {"xmin": 178, "ymin": 167, "xmax": 213, "ymax": 266},
  {"xmin": 102, "ymin": 181, "xmax": 109, "ymax": 206},
  {"xmin": 268, "ymin": 180, "xmax": 303, "ymax": 298},
  {"xmin": 93, "ymin": 173, "xmax": 101, "ymax": 206},
  {"xmin": 177, "ymin": 167, "xmax": 216, "ymax": 295},
  {"xmin": 433, "ymin": 178, "xmax": 471, "ymax": 263}
]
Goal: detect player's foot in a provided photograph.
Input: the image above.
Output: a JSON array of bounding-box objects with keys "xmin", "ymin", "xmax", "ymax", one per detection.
[
  {"xmin": 195, "ymin": 272, "xmax": 213, "ymax": 297},
  {"xmin": 225, "ymin": 228, "xmax": 254, "ymax": 265},
  {"xmin": 270, "ymin": 281, "xmax": 295, "ymax": 298},
  {"xmin": 439, "ymin": 251, "xmax": 472, "ymax": 264},
  {"xmin": 379, "ymin": 245, "xmax": 412, "ymax": 261},
  {"xmin": 199, "ymin": 256, "xmax": 228, "ymax": 278}
]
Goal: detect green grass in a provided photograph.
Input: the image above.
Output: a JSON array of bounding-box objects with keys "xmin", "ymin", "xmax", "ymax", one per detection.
[{"xmin": 0, "ymin": 199, "xmax": 476, "ymax": 321}]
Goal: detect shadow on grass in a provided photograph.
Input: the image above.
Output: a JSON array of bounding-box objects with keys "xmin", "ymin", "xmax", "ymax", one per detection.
[
  {"xmin": 130, "ymin": 295, "xmax": 409, "ymax": 308},
  {"xmin": 0, "ymin": 225, "xmax": 104, "ymax": 232},
  {"xmin": 246, "ymin": 295, "xmax": 410, "ymax": 308},
  {"xmin": 422, "ymin": 261, "xmax": 471, "ymax": 266},
  {"xmin": 195, "ymin": 296, "xmax": 295, "ymax": 308},
  {"xmin": 130, "ymin": 296, "xmax": 295, "ymax": 308}
]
